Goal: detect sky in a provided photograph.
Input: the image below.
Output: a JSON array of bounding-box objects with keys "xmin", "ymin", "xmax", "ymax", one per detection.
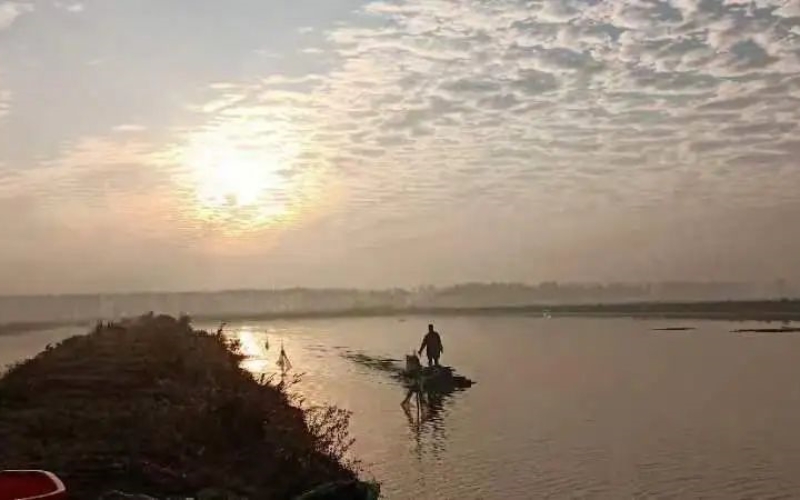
[{"xmin": 0, "ymin": 0, "xmax": 799, "ymax": 294}]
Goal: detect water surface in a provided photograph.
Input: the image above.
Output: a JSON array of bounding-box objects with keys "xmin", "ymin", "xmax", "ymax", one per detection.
[
  {"xmin": 5, "ymin": 316, "xmax": 800, "ymax": 499},
  {"xmin": 0, "ymin": 326, "xmax": 86, "ymax": 371},
  {"xmin": 220, "ymin": 316, "xmax": 800, "ymax": 499}
]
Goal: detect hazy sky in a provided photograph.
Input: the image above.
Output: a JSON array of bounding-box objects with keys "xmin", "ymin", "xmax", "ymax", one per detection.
[{"xmin": 1, "ymin": 0, "xmax": 799, "ymax": 294}]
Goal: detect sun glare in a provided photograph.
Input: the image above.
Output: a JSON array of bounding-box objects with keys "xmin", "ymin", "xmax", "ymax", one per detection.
[
  {"xmin": 176, "ymin": 119, "xmax": 314, "ymax": 235},
  {"xmin": 232, "ymin": 327, "xmax": 270, "ymax": 374},
  {"xmin": 194, "ymin": 146, "xmax": 285, "ymax": 210}
]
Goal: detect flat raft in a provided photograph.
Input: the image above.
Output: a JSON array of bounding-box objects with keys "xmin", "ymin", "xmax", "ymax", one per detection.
[{"xmin": 399, "ymin": 365, "xmax": 475, "ymax": 392}]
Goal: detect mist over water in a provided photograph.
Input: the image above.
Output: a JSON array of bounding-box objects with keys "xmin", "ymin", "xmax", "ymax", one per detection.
[{"xmin": 1, "ymin": 282, "xmax": 795, "ymax": 324}]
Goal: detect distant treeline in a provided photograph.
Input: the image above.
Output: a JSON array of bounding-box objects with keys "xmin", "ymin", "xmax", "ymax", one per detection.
[
  {"xmin": 183, "ymin": 299, "xmax": 800, "ymax": 323},
  {"xmin": 0, "ymin": 281, "xmax": 797, "ymax": 325}
]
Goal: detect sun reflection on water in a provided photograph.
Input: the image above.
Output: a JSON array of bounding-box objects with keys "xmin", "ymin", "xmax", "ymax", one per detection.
[
  {"xmin": 225, "ymin": 326, "xmax": 330, "ymax": 406},
  {"xmin": 234, "ymin": 327, "xmax": 271, "ymax": 374}
]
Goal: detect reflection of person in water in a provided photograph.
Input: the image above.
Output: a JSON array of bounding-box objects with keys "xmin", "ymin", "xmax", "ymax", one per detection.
[
  {"xmin": 426, "ymin": 389, "xmax": 444, "ymax": 413},
  {"xmin": 401, "ymin": 362, "xmax": 448, "ymax": 460},
  {"xmin": 401, "ymin": 353, "xmax": 446, "ymax": 419},
  {"xmin": 402, "ymin": 354, "xmax": 424, "ymax": 407},
  {"xmin": 418, "ymin": 324, "xmax": 443, "ymax": 367}
]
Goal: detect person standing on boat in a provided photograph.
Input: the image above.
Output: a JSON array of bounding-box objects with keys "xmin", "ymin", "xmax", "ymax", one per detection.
[{"xmin": 419, "ymin": 324, "xmax": 443, "ymax": 367}]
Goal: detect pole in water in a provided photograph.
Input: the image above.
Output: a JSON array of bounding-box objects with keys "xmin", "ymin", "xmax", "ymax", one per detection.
[{"xmin": 277, "ymin": 340, "xmax": 292, "ymax": 374}]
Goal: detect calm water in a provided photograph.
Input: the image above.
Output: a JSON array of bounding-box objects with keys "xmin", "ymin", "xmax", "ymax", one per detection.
[{"xmin": 4, "ymin": 316, "xmax": 800, "ymax": 499}]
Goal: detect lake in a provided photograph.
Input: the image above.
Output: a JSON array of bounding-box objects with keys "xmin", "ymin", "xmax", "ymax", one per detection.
[{"xmin": 4, "ymin": 316, "xmax": 800, "ymax": 499}]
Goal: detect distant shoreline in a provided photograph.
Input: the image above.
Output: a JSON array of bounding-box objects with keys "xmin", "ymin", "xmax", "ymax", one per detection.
[
  {"xmin": 0, "ymin": 321, "xmax": 87, "ymax": 337},
  {"xmin": 2, "ymin": 300, "xmax": 799, "ymax": 336}
]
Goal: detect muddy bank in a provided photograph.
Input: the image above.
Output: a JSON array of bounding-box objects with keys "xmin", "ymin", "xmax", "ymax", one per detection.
[{"xmin": 0, "ymin": 314, "xmax": 369, "ymax": 499}]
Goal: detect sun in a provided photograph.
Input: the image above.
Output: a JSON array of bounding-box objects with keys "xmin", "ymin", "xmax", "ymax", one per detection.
[
  {"xmin": 169, "ymin": 116, "xmax": 331, "ymax": 237},
  {"xmin": 194, "ymin": 147, "xmax": 284, "ymax": 210},
  {"xmin": 178, "ymin": 124, "xmax": 300, "ymax": 234}
]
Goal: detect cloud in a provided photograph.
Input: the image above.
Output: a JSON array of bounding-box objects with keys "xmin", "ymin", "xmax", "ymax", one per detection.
[
  {"xmin": 0, "ymin": 2, "xmax": 32, "ymax": 31},
  {"xmin": 53, "ymin": 1, "xmax": 84, "ymax": 13},
  {"xmin": 112, "ymin": 124, "xmax": 147, "ymax": 133},
  {"xmin": 5, "ymin": 0, "xmax": 800, "ymax": 291},
  {"xmin": 0, "ymin": 87, "xmax": 9, "ymax": 119},
  {"xmin": 270, "ymin": 0, "xmax": 799, "ymax": 213}
]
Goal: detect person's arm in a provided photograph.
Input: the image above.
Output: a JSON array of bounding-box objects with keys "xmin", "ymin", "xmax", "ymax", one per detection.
[{"xmin": 418, "ymin": 336, "xmax": 427, "ymax": 355}]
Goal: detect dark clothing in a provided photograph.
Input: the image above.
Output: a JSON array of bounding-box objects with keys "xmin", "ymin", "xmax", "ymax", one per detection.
[{"xmin": 419, "ymin": 331, "xmax": 443, "ymax": 366}]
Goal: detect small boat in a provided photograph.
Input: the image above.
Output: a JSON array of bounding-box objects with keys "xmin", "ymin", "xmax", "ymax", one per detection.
[
  {"xmin": 0, "ymin": 470, "xmax": 67, "ymax": 500},
  {"xmin": 402, "ymin": 354, "xmax": 474, "ymax": 392}
]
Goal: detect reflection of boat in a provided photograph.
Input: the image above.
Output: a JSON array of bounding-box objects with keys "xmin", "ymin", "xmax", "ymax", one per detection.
[
  {"xmin": 0, "ymin": 470, "xmax": 67, "ymax": 500},
  {"xmin": 400, "ymin": 359, "xmax": 452, "ymax": 459}
]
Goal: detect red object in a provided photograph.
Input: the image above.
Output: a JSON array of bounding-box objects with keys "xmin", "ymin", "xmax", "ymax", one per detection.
[{"xmin": 0, "ymin": 470, "xmax": 67, "ymax": 500}]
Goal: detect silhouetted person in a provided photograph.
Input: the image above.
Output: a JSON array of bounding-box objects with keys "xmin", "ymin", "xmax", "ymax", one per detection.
[{"xmin": 419, "ymin": 324, "xmax": 443, "ymax": 367}]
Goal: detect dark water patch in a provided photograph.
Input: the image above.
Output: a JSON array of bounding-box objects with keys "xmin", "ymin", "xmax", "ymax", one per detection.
[
  {"xmin": 341, "ymin": 351, "xmax": 402, "ymax": 375},
  {"xmin": 305, "ymin": 344, "xmax": 330, "ymax": 353},
  {"xmin": 732, "ymin": 327, "xmax": 800, "ymax": 333}
]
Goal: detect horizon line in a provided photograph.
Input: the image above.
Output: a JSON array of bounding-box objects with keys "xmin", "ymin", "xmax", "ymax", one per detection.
[{"xmin": 0, "ymin": 280, "xmax": 791, "ymax": 299}]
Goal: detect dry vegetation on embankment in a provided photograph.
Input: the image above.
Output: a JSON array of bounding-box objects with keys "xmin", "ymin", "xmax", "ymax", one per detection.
[{"xmin": 0, "ymin": 314, "xmax": 360, "ymax": 499}]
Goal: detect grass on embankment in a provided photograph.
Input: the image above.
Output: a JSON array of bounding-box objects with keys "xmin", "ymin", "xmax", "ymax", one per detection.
[{"xmin": 0, "ymin": 314, "xmax": 360, "ymax": 499}]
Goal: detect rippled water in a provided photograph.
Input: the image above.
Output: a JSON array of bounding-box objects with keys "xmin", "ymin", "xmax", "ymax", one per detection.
[{"xmin": 5, "ymin": 316, "xmax": 800, "ymax": 499}]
